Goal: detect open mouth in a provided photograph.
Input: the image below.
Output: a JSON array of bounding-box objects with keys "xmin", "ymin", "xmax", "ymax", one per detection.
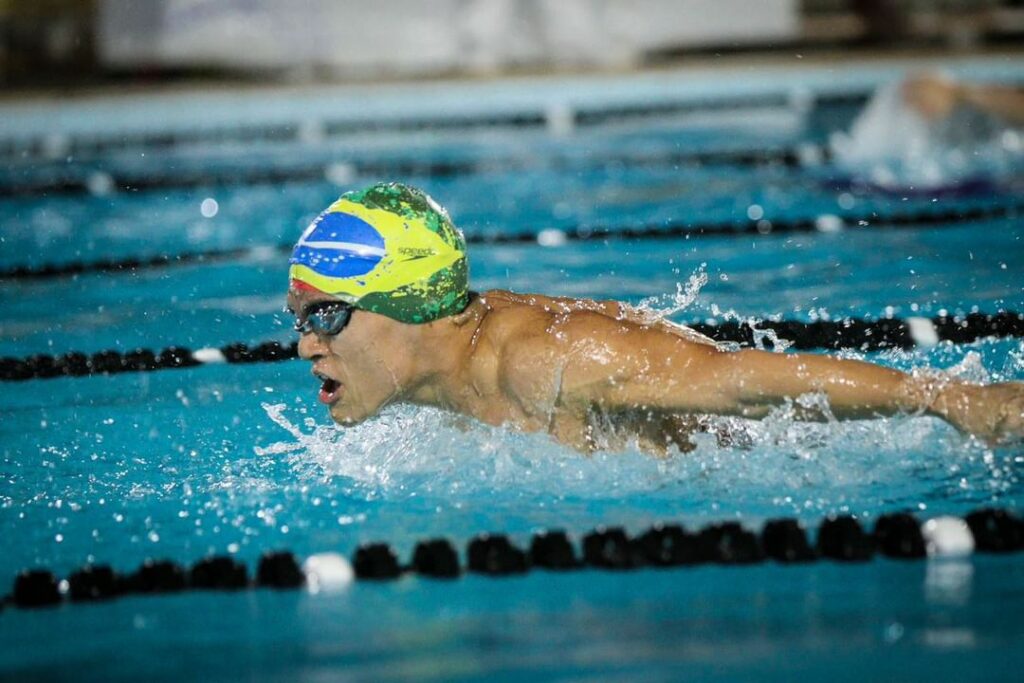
[{"xmin": 314, "ymin": 370, "xmax": 343, "ymax": 405}]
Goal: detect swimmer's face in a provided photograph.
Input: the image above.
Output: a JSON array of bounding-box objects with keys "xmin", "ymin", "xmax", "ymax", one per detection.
[{"xmin": 288, "ymin": 287, "xmax": 408, "ymax": 426}]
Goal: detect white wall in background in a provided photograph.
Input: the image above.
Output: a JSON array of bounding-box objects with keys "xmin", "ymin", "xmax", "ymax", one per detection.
[{"xmin": 98, "ymin": 0, "xmax": 797, "ymax": 76}]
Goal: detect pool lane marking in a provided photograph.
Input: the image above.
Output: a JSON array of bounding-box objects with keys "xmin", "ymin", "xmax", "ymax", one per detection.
[
  {"xmin": 0, "ymin": 144, "xmax": 812, "ymax": 198},
  {"xmin": 192, "ymin": 347, "xmax": 227, "ymax": 364},
  {"xmin": 2, "ymin": 311, "xmax": 1023, "ymax": 382},
  {"xmin": 3, "ymin": 198, "xmax": 1024, "ymax": 282},
  {"xmin": 4, "ymin": 508, "xmax": 1022, "ymax": 610},
  {"xmin": 906, "ymin": 317, "xmax": 940, "ymax": 348}
]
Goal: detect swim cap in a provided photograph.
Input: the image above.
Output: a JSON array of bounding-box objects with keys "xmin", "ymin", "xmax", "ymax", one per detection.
[{"xmin": 289, "ymin": 182, "xmax": 469, "ymax": 324}]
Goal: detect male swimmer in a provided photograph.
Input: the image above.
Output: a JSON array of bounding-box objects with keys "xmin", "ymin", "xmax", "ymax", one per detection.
[{"xmin": 286, "ymin": 182, "xmax": 1024, "ymax": 454}]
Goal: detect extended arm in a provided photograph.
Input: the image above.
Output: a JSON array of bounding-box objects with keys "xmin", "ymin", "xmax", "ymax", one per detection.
[
  {"xmin": 605, "ymin": 343, "xmax": 928, "ymax": 420},
  {"xmin": 566, "ymin": 318, "xmax": 1024, "ymax": 443},
  {"xmin": 671, "ymin": 347, "xmax": 930, "ymax": 418},
  {"xmin": 692, "ymin": 347, "xmax": 1024, "ymax": 443}
]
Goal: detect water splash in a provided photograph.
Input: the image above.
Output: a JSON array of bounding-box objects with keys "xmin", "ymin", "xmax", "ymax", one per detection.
[
  {"xmin": 253, "ymin": 396, "xmax": 1012, "ymax": 518},
  {"xmin": 706, "ymin": 301, "xmax": 794, "ymax": 353},
  {"xmin": 635, "ymin": 263, "xmax": 708, "ymax": 320},
  {"xmin": 944, "ymin": 351, "xmax": 992, "ymax": 384},
  {"xmin": 750, "ymin": 325, "xmax": 793, "ymax": 353}
]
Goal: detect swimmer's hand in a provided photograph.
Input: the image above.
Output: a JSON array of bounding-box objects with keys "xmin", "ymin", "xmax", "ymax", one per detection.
[
  {"xmin": 931, "ymin": 382, "xmax": 1024, "ymax": 445},
  {"xmin": 902, "ymin": 74, "xmax": 962, "ymax": 121}
]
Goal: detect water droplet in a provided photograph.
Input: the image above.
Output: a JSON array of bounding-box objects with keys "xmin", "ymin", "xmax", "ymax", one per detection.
[{"xmin": 200, "ymin": 198, "xmax": 219, "ymax": 218}]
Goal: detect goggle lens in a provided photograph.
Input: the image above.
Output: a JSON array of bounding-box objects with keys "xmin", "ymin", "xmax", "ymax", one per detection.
[{"xmin": 293, "ymin": 303, "xmax": 353, "ymax": 336}]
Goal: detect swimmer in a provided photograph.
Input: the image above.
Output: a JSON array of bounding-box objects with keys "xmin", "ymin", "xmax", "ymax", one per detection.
[
  {"xmin": 286, "ymin": 182, "xmax": 1024, "ymax": 454},
  {"xmin": 902, "ymin": 73, "xmax": 1024, "ymax": 126}
]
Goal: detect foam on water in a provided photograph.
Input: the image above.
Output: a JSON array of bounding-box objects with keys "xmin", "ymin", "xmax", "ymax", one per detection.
[
  {"xmin": 632, "ymin": 265, "xmax": 796, "ymax": 353},
  {"xmin": 635, "ymin": 264, "xmax": 708, "ymax": 320},
  {"xmin": 647, "ymin": 269, "xmax": 795, "ymax": 352},
  {"xmin": 254, "ymin": 392, "xmax": 1014, "ymax": 519}
]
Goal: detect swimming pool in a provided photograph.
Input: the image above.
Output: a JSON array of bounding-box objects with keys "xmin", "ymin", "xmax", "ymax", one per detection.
[{"xmin": 2, "ymin": 59, "xmax": 1024, "ymax": 681}]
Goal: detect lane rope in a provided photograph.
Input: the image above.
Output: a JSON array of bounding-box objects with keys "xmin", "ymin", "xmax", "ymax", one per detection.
[
  {"xmin": 2, "ymin": 311, "xmax": 1021, "ymax": 382},
  {"xmin": 0, "ymin": 145, "xmax": 813, "ymax": 198},
  {"xmin": 0, "ymin": 91, "xmax": 865, "ymax": 164},
  {"xmin": 4, "ymin": 508, "xmax": 1021, "ymax": 609},
  {"xmin": 3, "ymin": 199, "xmax": 1022, "ymax": 282}
]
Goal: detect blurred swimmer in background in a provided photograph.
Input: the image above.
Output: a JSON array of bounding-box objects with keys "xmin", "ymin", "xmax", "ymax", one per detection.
[
  {"xmin": 832, "ymin": 73, "xmax": 1024, "ymax": 193},
  {"xmin": 285, "ymin": 183, "xmax": 1024, "ymax": 455}
]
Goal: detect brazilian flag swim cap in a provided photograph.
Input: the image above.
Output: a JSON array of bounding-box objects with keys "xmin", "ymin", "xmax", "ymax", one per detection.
[{"xmin": 289, "ymin": 182, "xmax": 469, "ymax": 324}]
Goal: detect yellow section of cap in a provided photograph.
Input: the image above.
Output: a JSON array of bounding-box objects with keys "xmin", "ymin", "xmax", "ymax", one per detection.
[{"xmin": 288, "ymin": 198, "xmax": 463, "ymax": 302}]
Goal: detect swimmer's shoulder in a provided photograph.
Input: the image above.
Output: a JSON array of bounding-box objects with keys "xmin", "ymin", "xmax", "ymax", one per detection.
[
  {"xmin": 477, "ymin": 289, "xmax": 720, "ymax": 348},
  {"xmin": 472, "ymin": 291, "xmax": 614, "ymax": 374},
  {"xmin": 474, "ymin": 290, "xmax": 569, "ymax": 346},
  {"xmin": 478, "ymin": 289, "xmax": 626, "ymax": 319}
]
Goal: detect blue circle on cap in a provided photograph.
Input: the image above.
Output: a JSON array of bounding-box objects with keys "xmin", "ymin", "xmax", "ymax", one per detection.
[{"xmin": 290, "ymin": 211, "xmax": 385, "ymax": 279}]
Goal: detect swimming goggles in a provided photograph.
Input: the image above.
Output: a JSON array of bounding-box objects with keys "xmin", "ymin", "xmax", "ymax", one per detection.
[{"xmin": 292, "ymin": 301, "xmax": 354, "ymax": 336}]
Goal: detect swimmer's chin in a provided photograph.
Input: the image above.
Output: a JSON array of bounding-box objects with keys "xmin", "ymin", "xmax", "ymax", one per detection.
[{"xmin": 326, "ymin": 405, "xmax": 373, "ymax": 427}]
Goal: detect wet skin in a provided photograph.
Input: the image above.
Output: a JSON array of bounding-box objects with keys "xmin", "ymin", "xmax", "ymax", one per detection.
[{"xmin": 288, "ymin": 287, "xmax": 1024, "ymax": 454}]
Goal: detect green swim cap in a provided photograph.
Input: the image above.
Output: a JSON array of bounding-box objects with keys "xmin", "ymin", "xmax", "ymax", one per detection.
[{"xmin": 289, "ymin": 182, "xmax": 469, "ymax": 324}]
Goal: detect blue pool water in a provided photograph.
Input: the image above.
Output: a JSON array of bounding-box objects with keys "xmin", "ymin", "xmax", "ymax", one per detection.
[{"xmin": 2, "ymin": 62, "xmax": 1024, "ymax": 680}]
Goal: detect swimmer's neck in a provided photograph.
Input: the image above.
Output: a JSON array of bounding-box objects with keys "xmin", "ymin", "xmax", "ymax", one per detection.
[{"xmin": 400, "ymin": 294, "xmax": 497, "ymax": 417}]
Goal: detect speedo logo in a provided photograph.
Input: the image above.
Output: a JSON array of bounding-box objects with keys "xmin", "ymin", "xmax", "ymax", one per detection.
[{"xmin": 398, "ymin": 247, "xmax": 435, "ymax": 258}]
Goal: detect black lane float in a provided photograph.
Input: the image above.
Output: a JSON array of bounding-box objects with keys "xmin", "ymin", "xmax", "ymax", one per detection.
[
  {"xmin": 2, "ymin": 311, "xmax": 1021, "ymax": 383},
  {"xmin": 3, "ymin": 198, "xmax": 1023, "ymax": 282},
  {"xmin": 4, "ymin": 508, "xmax": 1022, "ymax": 611},
  {"xmin": 0, "ymin": 145, "xmax": 810, "ymax": 199}
]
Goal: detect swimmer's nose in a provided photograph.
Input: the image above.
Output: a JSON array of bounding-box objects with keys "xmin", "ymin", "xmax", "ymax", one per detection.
[{"xmin": 297, "ymin": 331, "xmax": 330, "ymax": 361}]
